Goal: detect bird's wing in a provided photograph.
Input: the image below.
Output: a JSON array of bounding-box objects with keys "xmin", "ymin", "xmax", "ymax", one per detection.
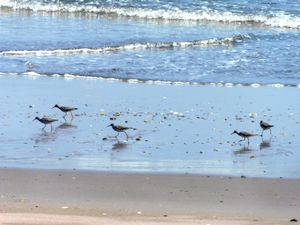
[
  {"xmin": 241, "ymin": 131, "xmax": 257, "ymax": 136},
  {"xmin": 62, "ymin": 106, "xmax": 77, "ymax": 111},
  {"xmin": 262, "ymin": 121, "xmax": 273, "ymax": 127},
  {"xmin": 43, "ymin": 117, "xmax": 58, "ymax": 122},
  {"xmin": 116, "ymin": 125, "xmax": 128, "ymax": 130}
]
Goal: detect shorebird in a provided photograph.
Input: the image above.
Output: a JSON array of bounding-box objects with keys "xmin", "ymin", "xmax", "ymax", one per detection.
[
  {"xmin": 260, "ymin": 120, "xmax": 274, "ymax": 136},
  {"xmin": 52, "ymin": 104, "xmax": 78, "ymax": 118},
  {"xmin": 231, "ymin": 130, "xmax": 258, "ymax": 143},
  {"xmin": 107, "ymin": 123, "xmax": 135, "ymax": 139},
  {"xmin": 33, "ymin": 116, "xmax": 58, "ymax": 130}
]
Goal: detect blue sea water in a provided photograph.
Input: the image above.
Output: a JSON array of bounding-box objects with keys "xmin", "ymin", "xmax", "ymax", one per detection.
[{"xmin": 1, "ymin": 0, "xmax": 300, "ymax": 85}]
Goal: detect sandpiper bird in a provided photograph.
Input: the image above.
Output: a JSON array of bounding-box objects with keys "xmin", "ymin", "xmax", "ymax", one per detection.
[
  {"xmin": 52, "ymin": 104, "xmax": 78, "ymax": 118},
  {"xmin": 107, "ymin": 123, "xmax": 135, "ymax": 139},
  {"xmin": 260, "ymin": 120, "xmax": 274, "ymax": 136},
  {"xmin": 33, "ymin": 116, "xmax": 58, "ymax": 130},
  {"xmin": 231, "ymin": 130, "xmax": 258, "ymax": 143}
]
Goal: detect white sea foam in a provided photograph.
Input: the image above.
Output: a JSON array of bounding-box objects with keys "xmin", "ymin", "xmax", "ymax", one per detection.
[
  {"xmin": 225, "ymin": 83, "xmax": 234, "ymax": 87},
  {"xmin": 271, "ymin": 83, "xmax": 284, "ymax": 88},
  {"xmin": 127, "ymin": 79, "xmax": 139, "ymax": 83},
  {"xmin": 22, "ymin": 71, "xmax": 40, "ymax": 76},
  {"xmin": 0, "ymin": 72, "xmax": 296, "ymax": 88},
  {"xmin": 251, "ymin": 83, "xmax": 260, "ymax": 88},
  {"xmin": 1, "ymin": 0, "xmax": 300, "ymax": 29}
]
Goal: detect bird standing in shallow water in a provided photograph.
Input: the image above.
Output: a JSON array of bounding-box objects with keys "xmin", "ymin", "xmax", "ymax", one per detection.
[
  {"xmin": 52, "ymin": 104, "xmax": 78, "ymax": 118},
  {"xmin": 231, "ymin": 130, "xmax": 258, "ymax": 144},
  {"xmin": 33, "ymin": 116, "xmax": 58, "ymax": 130},
  {"xmin": 260, "ymin": 120, "xmax": 274, "ymax": 137},
  {"xmin": 107, "ymin": 123, "xmax": 135, "ymax": 139}
]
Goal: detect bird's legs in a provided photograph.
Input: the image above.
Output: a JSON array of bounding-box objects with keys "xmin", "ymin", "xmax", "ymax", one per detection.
[
  {"xmin": 124, "ymin": 131, "xmax": 129, "ymax": 140},
  {"xmin": 239, "ymin": 138, "xmax": 245, "ymax": 142}
]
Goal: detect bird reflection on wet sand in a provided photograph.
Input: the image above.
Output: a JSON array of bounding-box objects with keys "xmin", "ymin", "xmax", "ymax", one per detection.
[
  {"xmin": 112, "ymin": 141, "xmax": 129, "ymax": 151},
  {"xmin": 34, "ymin": 130, "xmax": 58, "ymax": 144},
  {"xmin": 33, "ymin": 122, "xmax": 77, "ymax": 144},
  {"xmin": 260, "ymin": 137, "xmax": 272, "ymax": 150},
  {"xmin": 234, "ymin": 145, "xmax": 255, "ymax": 155},
  {"xmin": 56, "ymin": 122, "xmax": 77, "ymax": 130}
]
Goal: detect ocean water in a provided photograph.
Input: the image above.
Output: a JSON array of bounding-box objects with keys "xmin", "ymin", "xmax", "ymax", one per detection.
[{"xmin": 1, "ymin": 0, "xmax": 300, "ymax": 85}]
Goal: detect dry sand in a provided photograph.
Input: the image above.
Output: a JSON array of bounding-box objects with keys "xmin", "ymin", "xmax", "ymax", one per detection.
[{"xmin": 0, "ymin": 168, "xmax": 299, "ymax": 224}]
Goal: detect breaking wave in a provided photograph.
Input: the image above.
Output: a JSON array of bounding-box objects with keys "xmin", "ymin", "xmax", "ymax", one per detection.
[
  {"xmin": 1, "ymin": 0, "xmax": 300, "ymax": 29},
  {"xmin": 0, "ymin": 35, "xmax": 247, "ymax": 56}
]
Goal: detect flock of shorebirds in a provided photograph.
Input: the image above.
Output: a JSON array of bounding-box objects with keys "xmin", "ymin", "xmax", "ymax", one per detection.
[
  {"xmin": 33, "ymin": 104, "xmax": 135, "ymax": 138},
  {"xmin": 232, "ymin": 120, "xmax": 274, "ymax": 143},
  {"xmin": 34, "ymin": 104, "xmax": 274, "ymax": 142}
]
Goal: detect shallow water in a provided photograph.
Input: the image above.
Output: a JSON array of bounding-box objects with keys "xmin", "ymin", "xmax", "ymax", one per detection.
[
  {"xmin": 0, "ymin": 75, "xmax": 299, "ymax": 178},
  {"xmin": 1, "ymin": 0, "xmax": 300, "ymax": 85}
]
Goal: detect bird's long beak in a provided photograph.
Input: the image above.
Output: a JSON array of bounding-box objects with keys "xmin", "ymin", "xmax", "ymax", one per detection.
[
  {"xmin": 107, "ymin": 124, "xmax": 111, "ymax": 127},
  {"xmin": 33, "ymin": 118, "xmax": 37, "ymax": 121},
  {"xmin": 231, "ymin": 132, "xmax": 235, "ymax": 135},
  {"xmin": 51, "ymin": 106, "xmax": 55, "ymax": 109}
]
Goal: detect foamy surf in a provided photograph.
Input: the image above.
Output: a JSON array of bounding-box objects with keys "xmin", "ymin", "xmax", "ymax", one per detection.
[
  {"xmin": 0, "ymin": 71, "xmax": 298, "ymax": 88},
  {"xmin": 1, "ymin": 0, "xmax": 300, "ymax": 87},
  {"xmin": 0, "ymin": 35, "xmax": 247, "ymax": 56},
  {"xmin": 1, "ymin": 0, "xmax": 300, "ymax": 29}
]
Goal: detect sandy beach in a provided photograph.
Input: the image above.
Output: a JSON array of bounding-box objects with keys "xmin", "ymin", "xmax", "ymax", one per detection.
[
  {"xmin": 0, "ymin": 168, "xmax": 299, "ymax": 225},
  {"xmin": 1, "ymin": 0, "xmax": 300, "ymax": 222},
  {"xmin": 0, "ymin": 74, "xmax": 300, "ymax": 224}
]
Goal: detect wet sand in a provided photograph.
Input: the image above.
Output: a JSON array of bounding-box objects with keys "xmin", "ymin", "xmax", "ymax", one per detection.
[
  {"xmin": 0, "ymin": 74, "xmax": 300, "ymax": 177},
  {"xmin": 0, "ymin": 168, "xmax": 299, "ymax": 225}
]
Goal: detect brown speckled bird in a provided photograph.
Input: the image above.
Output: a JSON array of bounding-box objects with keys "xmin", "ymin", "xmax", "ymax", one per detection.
[
  {"xmin": 107, "ymin": 123, "xmax": 135, "ymax": 139},
  {"xmin": 33, "ymin": 116, "xmax": 58, "ymax": 130},
  {"xmin": 260, "ymin": 120, "xmax": 274, "ymax": 137},
  {"xmin": 52, "ymin": 104, "xmax": 78, "ymax": 118},
  {"xmin": 231, "ymin": 130, "xmax": 258, "ymax": 144}
]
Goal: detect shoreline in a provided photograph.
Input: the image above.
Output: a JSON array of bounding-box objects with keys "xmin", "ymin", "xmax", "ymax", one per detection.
[
  {"xmin": 0, "ymin": 165, "xmax": 295, "ymax": 180},
  {"xmin": 0, "ymin": 167, "xmax": 299, "ymax": 224},
  {"xmin": 2, "ymin": 72, "xmax": 300, "ymax": 88}
]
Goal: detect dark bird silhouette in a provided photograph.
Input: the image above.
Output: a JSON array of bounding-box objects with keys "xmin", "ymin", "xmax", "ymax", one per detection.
[
  {"xmin": 231, "ymin": 130, "xmax": 258, "ymax": 144},
  {"xmin": 52, "ymin": 104, "xmax": 78, "ymax": 118},
  {"xmin": 33, "ymin": 116, "xmax": 58, "ymax": 130},
  {"xmin": 260, "ymin": 120, "xmax": 274, "ymax": 137},
  {"xmin": 107, "ymin": 123, "xmax": 135, "ymax": 139}
]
